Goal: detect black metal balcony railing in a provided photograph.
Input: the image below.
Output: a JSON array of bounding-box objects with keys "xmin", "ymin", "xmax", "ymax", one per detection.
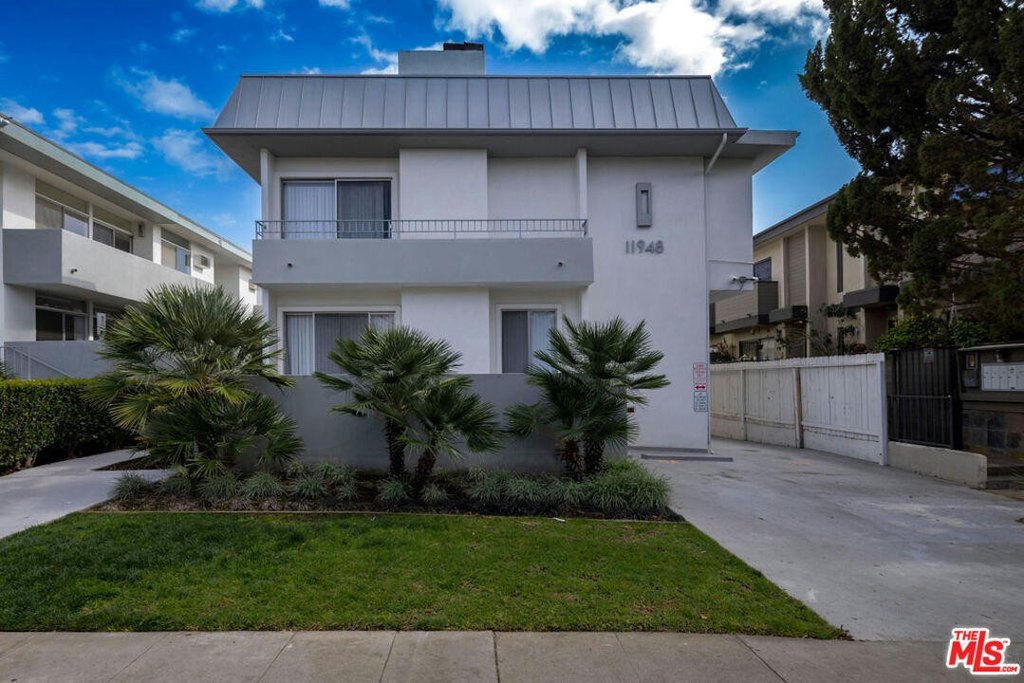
[{"xmin": 255, "ymin": 218, "xmax": 588, "ymax": 240}]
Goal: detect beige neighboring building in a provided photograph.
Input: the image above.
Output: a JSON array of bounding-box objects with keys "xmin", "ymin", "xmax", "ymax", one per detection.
[{"xmin": 711, "ymin": 194, "xmax": 900, "ymax": 360}]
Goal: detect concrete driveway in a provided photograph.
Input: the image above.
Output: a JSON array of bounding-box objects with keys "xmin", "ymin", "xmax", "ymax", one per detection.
[
  {"xmin": 641, "ymin": 439, "xmax": 1024, "ymax": 641},
  {"xmin": 0, "ymin": 450, "xmax": 163, "ymax": 539}
]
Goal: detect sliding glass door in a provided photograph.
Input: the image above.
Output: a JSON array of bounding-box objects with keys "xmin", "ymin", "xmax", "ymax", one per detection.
[{"xmin": 281, "ymin": 180, "xmax": 391, "ymax": 239}]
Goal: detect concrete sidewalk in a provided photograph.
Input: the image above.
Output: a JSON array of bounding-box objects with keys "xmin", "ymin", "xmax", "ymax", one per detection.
[
  {"xmin": 0, "ymin": 450, "xmax": 163, "ymax": 539},
  {"xmin": 0, "ymin": 631, "xmax": 999, "ymax": 682}
]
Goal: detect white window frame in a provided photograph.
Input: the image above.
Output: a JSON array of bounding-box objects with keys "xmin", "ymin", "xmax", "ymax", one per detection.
[
  {"xmin": 494, "ymin": 303, "xmax": 563, "ymax": 374},
  {"xmin": 91, "ymin": 218, "xmax": 134, "ymax": 254},
  {"xmin": 160, "ymin": 232, "xmax": 192, "ymax": 275},
  {"xmin": 34, "ymin": 193, "xmax": 90, "ymax": 236},
  {"xmin": 278, "ymin": 306, "xmax": 401, "ymax": 375}
]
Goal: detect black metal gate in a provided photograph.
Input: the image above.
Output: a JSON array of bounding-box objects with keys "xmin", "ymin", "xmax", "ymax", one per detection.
[{"xmin": 886, "ymin": 348, "xmax": 962, "ymax": 449}]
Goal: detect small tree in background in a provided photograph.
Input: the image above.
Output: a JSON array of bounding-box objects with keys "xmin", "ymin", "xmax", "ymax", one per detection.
[
  {"xmin": 507, "ymin": 317, "xmax": 668, "ymax": 477},
  {"xmin": 317, "ymin": 325, "xmax": 499, "ymax": 479},
  {"xmin": 90, "ymin": 285, "xmax": 301, "ymax": 478},
  {"xmin": 801, "ymin": 0, "xmax": 1024, "ymax": 341},
  {"xmin": 404, "ymin": 380, "xmax": 502, "ymax": 490}
]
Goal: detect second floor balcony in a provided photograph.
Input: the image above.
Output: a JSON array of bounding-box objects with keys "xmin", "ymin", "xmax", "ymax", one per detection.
[
  {"xmin": 252, "ymin": 218, "xmax": 593, "ymax": 288},
  {"xmin": 713, "ymin": 281, "xmax": 780, "ymax": 334},
  {"xmin": 2, "ymin": 228, "xmax": 205, "ymax": 304},
  {"xmin": 255, "ymin": 218, "xmax": 588, "ymax": 240}
]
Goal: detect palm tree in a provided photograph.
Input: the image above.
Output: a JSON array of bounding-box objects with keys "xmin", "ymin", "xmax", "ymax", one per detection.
[
  {"xmin": 404, "ymin": 378, "xmax": 502, "ymax": 490},
  {"xmin": 316, "ymin": 325, "xmax": 467, "ymax": 478},
  {"xmin": 509, "ymin": 316, "xmax": 668, "ymax": 475},
  {"xmin": 506, "ymin": 368, "xmax": 634, "ymax": 479},
  {"xmin": 89, "ymin": 284, "xmax": 301, "ymax": 477}
]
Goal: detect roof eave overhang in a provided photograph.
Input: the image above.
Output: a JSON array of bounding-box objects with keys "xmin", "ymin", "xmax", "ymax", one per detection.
[{"xmin": 204, "ymin": 127, "xmax": 796, "ymax": 181}]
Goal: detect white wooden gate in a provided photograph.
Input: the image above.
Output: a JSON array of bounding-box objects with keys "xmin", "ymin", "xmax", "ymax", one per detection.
[{"xmin": 711, "ymin": 354, "xmax": 888, "ymax": 464}]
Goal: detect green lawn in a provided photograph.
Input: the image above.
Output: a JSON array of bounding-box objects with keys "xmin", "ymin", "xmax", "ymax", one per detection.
[{"xmin": 0, "ymin": 512, "xmax": 839, "ymax": 637}]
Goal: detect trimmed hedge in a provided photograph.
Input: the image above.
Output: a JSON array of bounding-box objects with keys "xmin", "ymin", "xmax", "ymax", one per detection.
[{"xmin": 0, "ymin": 379, "xmax": 131, "ymax": 472}]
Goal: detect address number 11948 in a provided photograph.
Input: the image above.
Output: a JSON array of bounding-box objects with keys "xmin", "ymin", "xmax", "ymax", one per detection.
[{"xmin": 625, "ymin": 239, "xmax": 664, "ymax": 254}]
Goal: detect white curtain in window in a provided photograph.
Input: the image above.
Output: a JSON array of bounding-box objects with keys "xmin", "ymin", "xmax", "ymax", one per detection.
[
  {"xmin": 338, "ymin": 181, "xmax": 390, "ymax": 239},
  {"xmin": 369, "ymin": 313, "xmax": 395, "ymax": 330},
  {"xmin": 501, "ymin": 311, "xmax": 530, "ymax": 373},
  {"xmin": 282, "ymin": 181, "xmax": 334, "ymax": 239},
  {"xmin": 285, "ymin": 314, "xmax": 314, "ymax": 375},
  {"xmin": 529, "ymin": 310, "xmax": 557, "ymax": 363},
  {"xmin": 314, "ymin": 314, "xmax": 370, "ymax": 373},
  {"xmin": 35, "ymin": 197, "xmax": 63, "ymax": 230}
]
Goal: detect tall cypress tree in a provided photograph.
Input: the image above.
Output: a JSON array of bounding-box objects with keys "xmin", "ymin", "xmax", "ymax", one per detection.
[{"xmin": 801, "ymin": 0, "xmax": 1024, "ymax": 341}]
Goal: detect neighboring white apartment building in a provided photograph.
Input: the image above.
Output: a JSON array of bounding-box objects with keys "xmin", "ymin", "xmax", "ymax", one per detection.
[
  {"xmin": 206, "ymin": 44, "xmax": 796, "ymax": 453},
  {"xmin": 0, "ymin": 116, "xmax": 255, "ymax": 378}
]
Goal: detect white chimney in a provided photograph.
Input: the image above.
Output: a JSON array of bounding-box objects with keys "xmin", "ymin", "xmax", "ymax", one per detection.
[{"xmin": 398, "ymin": 42, "xmax": 485, "ymax": 75}]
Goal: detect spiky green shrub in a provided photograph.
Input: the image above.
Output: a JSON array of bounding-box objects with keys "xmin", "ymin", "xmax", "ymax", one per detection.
[
  {"xmin": 111, "ymin": 473, "xmax": 156, "ymax": 501},
  {"xmin": 334, "ymin": 477, "xmax": 358, "ymax": 502},
  {"xmin": 505, "ymin": 474, "xmax": 546, "ymax": 508},
  {"xmin": 585, "ymin": 460, "xmax": 670, "ymax": 516},
  {"xmin": 420, "ymin": 482, "xmax": 449, "ymax": 506},
  {"xmin": 375, "ymin": 478, "xmax": 410, "ymax": 508},
  {"xmin": 242, "ymin": 471, "xmax": 286, "ymax": 500},
  {"xmin": 541, "ymin": 476, "xmax": 587, "ymax": 509},
  {"xmin": 197, "ymin": 473, "xmax": 240, "ymax": 503},
  {"xmin": 292, "ymin": 473, "xmax": 329, "ymax": 501},
  {"xmin": 285, "ymin": 460, "xmax": 309, "ymax": 479},
  {"xmin": 467, "ymin": 471, "xmax": 510, "ymax": 505},
  {"xmin": 314, "ymin": 461, "xmax": 354, "ymax": 488},
  {"xmin": 159, "ymin": 473, "xmax": 192, "ymax": 497},
  {"xmin": 89, "ymin": 284, "xmax": 301, "ymax": 479}
]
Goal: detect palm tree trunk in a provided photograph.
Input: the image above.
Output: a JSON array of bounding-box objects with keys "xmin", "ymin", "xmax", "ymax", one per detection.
[
  {"xmin": 384, "ymin": 419, "xmax": 406, "ymax": 477},
  {"xmin": 583, "ymin": 432, "xmax": 604, "ymax": 475},
  {"xmin": 561, "ymin": 438, "xmax": 584, "ymax": 480},
  {"xmin": 413, "ymin": 449, "xmax": 437, "ymax": 491}
]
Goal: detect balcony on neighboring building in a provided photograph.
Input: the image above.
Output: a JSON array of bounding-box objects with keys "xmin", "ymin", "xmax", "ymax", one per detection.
[
  {"xmin": 713, "ymin": 281, "xmax": 780, "ymax": 334},
  {"xmin": 252, "ymin": 218, "xmax": 593, "ymax": 288},
  {"xmin": 843, "ymin": 284, "xmax": 900, "ymax": 310},
  {"xmin": 2, "ymin": 228, "xmax": 203, "ymax": 304}
]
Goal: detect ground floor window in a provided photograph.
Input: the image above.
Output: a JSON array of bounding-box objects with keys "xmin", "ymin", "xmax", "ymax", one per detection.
[
  {"xmin": 501, "ymin": 309, "xmax": 557, "ymax": 373},
  {"xmin": 284, "ymin": 311, "xmax": 395, "ymax": 375},
  {"xmin": 738, "ymin": 339, "xmax": 761, "ymax": 361},
  {"xmin": 35, "ymin": 295, "xmax": 88, "ymax": 341}
]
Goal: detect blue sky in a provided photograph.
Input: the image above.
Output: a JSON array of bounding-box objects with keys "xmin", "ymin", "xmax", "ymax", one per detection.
[{"xmin": 0, "ymin": 0, "xmax": 857, "ymax": 248}]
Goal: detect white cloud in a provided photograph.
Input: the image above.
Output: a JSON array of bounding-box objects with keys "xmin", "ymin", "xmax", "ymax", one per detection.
[
  {"xmin": 271, "ymin": 29, "xmax": 295, "ymax": 43},
  {"xmin": 196, "ymin": 0, "xmax": 264, "ymax": 12},
  {"xmin": 438, "ymin": 0, "xmax": 827, "ymax": 75},
  {"xmin": 116, "ymin": 69, "xmax": 216, "ymax": 121},
  {"xmin": 153, "ymin": 129, "xmax": 232, "ymax": 179},
  {"xmin": 52, "ymin": 107, "xmax": 83, "ymax": 139},
  {"xmin": 0, "ymin": 98, "xmax": 44, "ymax": 125},
  {"xmin": 171, "ymin": 27, "xmax": 197, "ymax": 43},
  {"xmin": 295, "ymin": 66, "xmax": 322, "ymax": 74},
  {"xmin": 353, "ymin": 33, "xmax": 398, "ymax": 74},
  {"xmin": 67, "ymin": 140, "xmax": 144, "ymax": 160},
  {"xmin": 319, "ymin": 0, "xmax": 350, "ymax": 8}
]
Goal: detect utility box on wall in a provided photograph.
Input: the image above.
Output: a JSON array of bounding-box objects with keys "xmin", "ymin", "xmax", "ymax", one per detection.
[{"xmin": 959, "ymin": 343, "xmax": 1024, "ymax": 460}]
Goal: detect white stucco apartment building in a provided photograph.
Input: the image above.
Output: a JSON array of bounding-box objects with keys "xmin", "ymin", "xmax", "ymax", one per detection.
[
  {"xmin": 206, "ymin": 44, "xmax": 796, "ymax": 454},
  {"xmin": 0, "ymin": 115, "xmax": 255, "ymax": 378}
]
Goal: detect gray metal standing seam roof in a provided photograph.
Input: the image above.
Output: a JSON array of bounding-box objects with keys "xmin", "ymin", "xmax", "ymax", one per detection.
[{"xmin": 212, "ymin": 75, "xmax": 739, "ymax": 131}]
